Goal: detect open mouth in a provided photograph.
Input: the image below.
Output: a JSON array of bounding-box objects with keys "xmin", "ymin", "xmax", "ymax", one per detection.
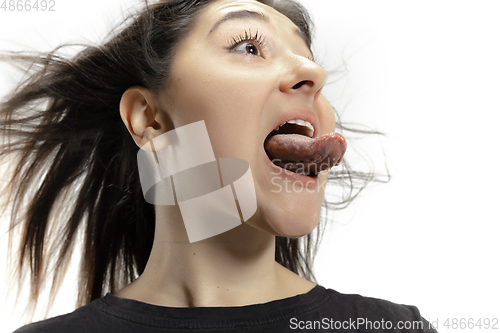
[{"xmin": 264, "ymin": 119, "xmax": 347, "ymax": 178}]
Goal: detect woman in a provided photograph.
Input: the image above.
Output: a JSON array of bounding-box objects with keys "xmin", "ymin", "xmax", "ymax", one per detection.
[{"xmin": 2, "ymin": 0, "xmax": 436, "ymax": 332}]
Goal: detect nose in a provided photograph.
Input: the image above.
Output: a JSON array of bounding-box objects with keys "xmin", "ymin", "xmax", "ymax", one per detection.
[{"xmin": 278, "ymin": 54, "xmax": 328, "ymax": 100}]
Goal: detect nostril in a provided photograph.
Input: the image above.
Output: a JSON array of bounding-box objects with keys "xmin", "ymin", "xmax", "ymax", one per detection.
[{"xmin": 292, "ymin": 80, "xmax": 312, "ymax": 90}]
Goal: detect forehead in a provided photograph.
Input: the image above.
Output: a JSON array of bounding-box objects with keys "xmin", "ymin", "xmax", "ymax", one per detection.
[{"xmin": 200, "ymin": 0, "xmax": 301, "ymax": 34}]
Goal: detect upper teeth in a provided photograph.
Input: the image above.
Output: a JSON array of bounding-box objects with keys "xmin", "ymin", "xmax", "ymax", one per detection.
[{"xmin": 274, "ymin": 119, "xmax": 314, "ymax": 137}]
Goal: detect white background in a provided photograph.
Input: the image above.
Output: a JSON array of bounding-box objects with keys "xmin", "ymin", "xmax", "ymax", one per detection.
[{"xmin": 1, "ymin": 1, "xmax": 499, "ymax": 332}]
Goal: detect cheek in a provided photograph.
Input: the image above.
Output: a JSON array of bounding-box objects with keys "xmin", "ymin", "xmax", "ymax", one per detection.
[
  {"xmin": 169, "ymin": 45, "xmax": 271, "ymax": 114},
  {"xmin": 165, "ymin": 58, "xmax": 273, "ymax": 157}
]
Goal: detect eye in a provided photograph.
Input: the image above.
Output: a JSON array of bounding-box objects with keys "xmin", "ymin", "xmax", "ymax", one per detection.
[
  {"xmin": 234, "ymin": 42, "xmax": 261, "ymax": 56},
  {"xmin": 226, "ymin": 29, "xmax": 267, "ymax": 58}
]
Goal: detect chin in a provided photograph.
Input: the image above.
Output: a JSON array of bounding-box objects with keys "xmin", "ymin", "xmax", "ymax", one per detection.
[
  {"xmin": 271, "ymin": 206, "xmax": 320, "ymax": 238},
  {"xmin": 246, "ymin": 192, "xmax": 321, "ymax": 238},
  {"xmin": 245, "ymin": 159, "xmax": 328, "ymax": 238}
]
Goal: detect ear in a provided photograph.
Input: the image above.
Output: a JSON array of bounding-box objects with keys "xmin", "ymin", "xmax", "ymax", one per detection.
[{"xmin": 119, "ymin": 86, "xmax": 163, "ymax": 149}]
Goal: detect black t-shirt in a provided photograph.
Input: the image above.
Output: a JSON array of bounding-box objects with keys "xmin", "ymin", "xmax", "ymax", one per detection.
[{"xmin": 14, "ymin": 284, "xmax": 438, "ymax": 332}]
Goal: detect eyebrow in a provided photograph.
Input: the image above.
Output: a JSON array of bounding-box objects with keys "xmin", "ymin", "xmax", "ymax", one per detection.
[{"xmin": 210, "ymin": 10, "xmax": 270, "ymax": 34}]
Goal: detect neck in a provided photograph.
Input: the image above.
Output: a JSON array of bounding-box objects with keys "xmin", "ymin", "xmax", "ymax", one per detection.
[{"xmin": 114, "ymin": 205, "xmax": 315, "ymax": 307}]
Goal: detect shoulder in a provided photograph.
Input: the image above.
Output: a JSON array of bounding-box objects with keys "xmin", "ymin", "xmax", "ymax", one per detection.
[
  {"xmin": 327, "ymin": 287, "xmax": 420, "ymax": 317},
  {"xmin": 13, "ymin": 299, "xmax": 108, "ymax": 333},
  {"xmin": 314, "ymin": 286, "xmax": 438, "ymax": 332}
]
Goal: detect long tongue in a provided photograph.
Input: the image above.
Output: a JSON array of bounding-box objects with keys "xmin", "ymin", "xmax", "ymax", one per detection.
[{"xmin": 264, "ymin": 132, "xmax": 347, "ymax": 176}]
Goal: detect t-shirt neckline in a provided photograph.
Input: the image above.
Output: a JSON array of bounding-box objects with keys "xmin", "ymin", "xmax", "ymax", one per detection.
[{"xmin": 96, "ymin": 284, "xmax": 331, "ymax": 329}]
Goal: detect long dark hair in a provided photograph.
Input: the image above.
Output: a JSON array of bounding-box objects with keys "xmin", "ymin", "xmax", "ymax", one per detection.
[{"xmin": 0, "ymin": 0, "xmax": 388, "ymax": 319}]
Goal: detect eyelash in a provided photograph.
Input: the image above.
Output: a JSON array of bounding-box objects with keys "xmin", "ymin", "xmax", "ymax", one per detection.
[{"xmin": 226, "ymin": 29, "xmax": 267, "ymax": 56}]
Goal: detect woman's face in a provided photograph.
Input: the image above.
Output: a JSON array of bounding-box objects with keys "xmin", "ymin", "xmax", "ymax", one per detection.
[{"xmin": 158, "ymin": 0, "xmax": 336, "ymax": 237}]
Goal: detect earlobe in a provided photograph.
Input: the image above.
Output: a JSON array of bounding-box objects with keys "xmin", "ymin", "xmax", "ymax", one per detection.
[{"xmin": 119, "ymin": 86, "xmax": 162, "ymax": 149}]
